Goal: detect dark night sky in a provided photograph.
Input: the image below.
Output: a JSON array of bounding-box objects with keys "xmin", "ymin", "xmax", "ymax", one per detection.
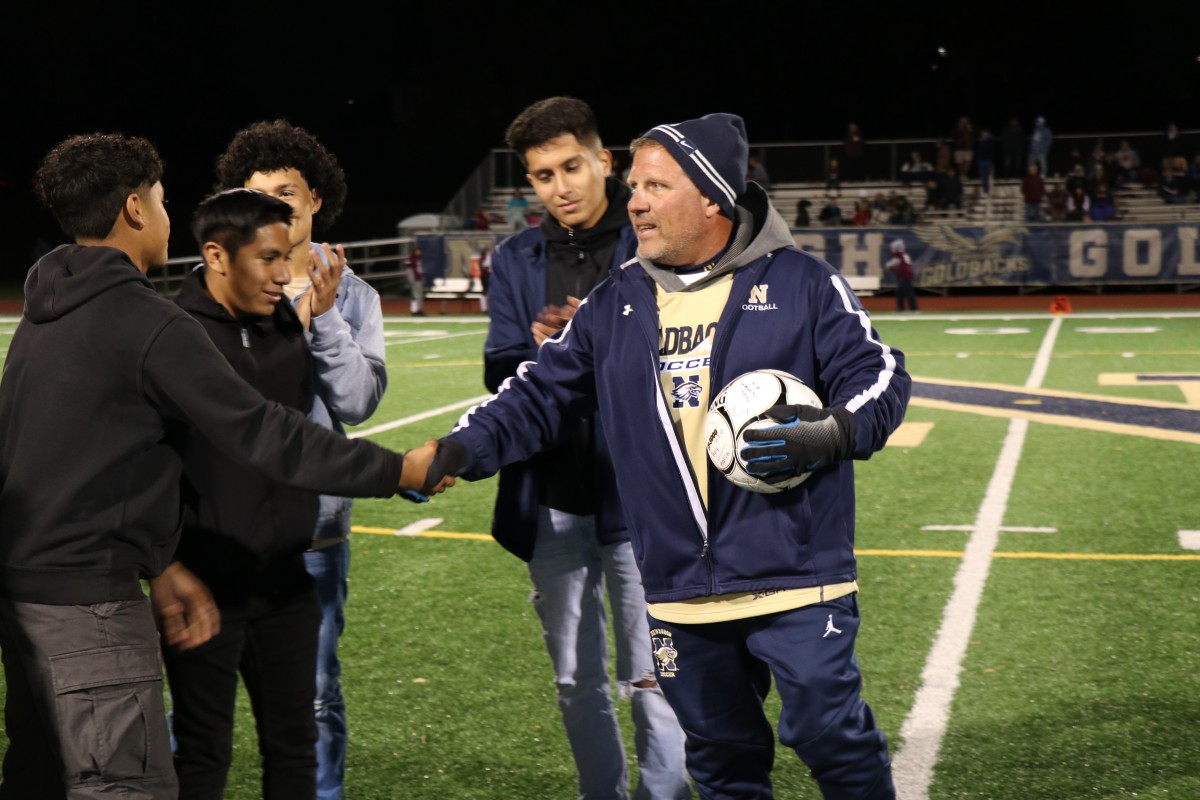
[{"xmin": 2, "ymin": 1, "xmax": 1198, "ymax": 277}]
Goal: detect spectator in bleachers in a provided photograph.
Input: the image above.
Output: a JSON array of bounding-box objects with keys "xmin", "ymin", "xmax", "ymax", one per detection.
[
  {"xmin": 934, "ymin": 138, "xmax": 952, "ymax": 175},
  {"xmin": 1046, "ymin": 182, "xmax": 1069, "ymax": 221},
  {"xmin": 927, "ymin": 167, "xmax": 963, "ymax": 211},
  {"xmin": 1158, "ymin": 122, "xmax": 1189, "ymax": 181},
  {"xmin": 1113, "ymin": 140, "xmax": 1141, "ymax": 186},
  {"xmin": 472, "ymin": 207, "xmax": 491, "ymax": 230},
  {"xmin": 1065, "ymin": 147, "xmax": 1086, "ymax": 177},
  {"xmin": 1159, "ymin": 156, "xmax": 1190, "ymax": 204},
  {"xmin": 1001, "ymin": 116, "xmax": 1025, "ymax": 178},
  {"xmin": 1090, "ymin": 181, "xmax": 1117, "ymax": 221},
  {"xmin": 825, "ymin": 158, "xmax": 841, "ymax": 191},
  {"xmin": 1021, "ymin": 163, "xmax": 1046, "ymax": 221},
  {"xmin": 888, "ymin": 193, "xmax": 917, "ymax": 225},
  {"xmin": 1028, "ymin": 116, "xmax": 1053, "ymax": 177},
  {"xmin": 1087, "ymin": 142, "xmax": 1108, "ymax": 182},
  {"xmin": 1065, "ymin": 164, "xmax": 1088, "ymax": 197},
  {"xmin": 818, "ymin": 193, "xmax": 844, "ymax": 225},
  {"xmin": 506, "ymin": 188, "xmax": 530, "ymax": 231},
  {"xmin": 746, "ymin": 154, "xmax": 771, "ymax": 191},
  {"xmin": 851, "ymin": 196, "xmax": 872, "ymax": 226},
  {"xmin": 870, "ymin": 191, "xmax": 891, "ymax": 224},
  {"xmin": 1090, "ymin": 163, "xmax": 1110, "ymax": 197},
  {"xmin": 1065, "ymin": 185, "xmax": 1091, "ymax": 221},
  {"xmin": 1186, "ymin": 155, "xmax": 1200, "ymax": 199},
  {"xmin": 794, "ymin": 198, "xmax": 812, "ymax": 227},
  {"xmin": 899, "ymin": 151, "xmax": 932, "ymax": 185},
  {"xmin": 923, "ymin": 177, "xmax": 942, "ymax": 211},
  {"xmin": 951, "ymin": 116, "xmax": 976, "ymax": 178},
  {"xmin": 974, "ymin": 128, "xmax": 997, "ymax": 197},
  {"xmin": 610, "ymin": 154, "xmax": 627, "ymax": 183},
  {"xmin": 842, "ymin": 122, "xmax": 867, "ymax": 181}
]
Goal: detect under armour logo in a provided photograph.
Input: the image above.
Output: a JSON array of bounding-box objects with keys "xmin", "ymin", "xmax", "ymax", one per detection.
[
  {"xmin": 823, "ymin": 614, "xmax": 842, "ymax": 638},
  {"xmin": 622, "ymin": 304, "xmax": 633, "ymax": 316}
]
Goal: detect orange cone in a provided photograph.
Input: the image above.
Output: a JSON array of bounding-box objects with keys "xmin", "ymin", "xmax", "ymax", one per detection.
[{"xmin": 1049, "ymin": 295, "xmax": 1073, "ymax": 314}]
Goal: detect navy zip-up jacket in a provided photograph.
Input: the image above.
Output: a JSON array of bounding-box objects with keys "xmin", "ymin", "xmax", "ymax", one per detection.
[
  {"xmin": 448, "ymin": 186, "xmax": 909, "ymax": 602},
  {"xmin": 482, "ymin": 182, "xmax": 637, "ymax": 561}
]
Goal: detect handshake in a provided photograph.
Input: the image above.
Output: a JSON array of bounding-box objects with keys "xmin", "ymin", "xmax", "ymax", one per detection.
[{"xmin": 397, "ymin": 438, "xmax": 470, "ymax": 501}]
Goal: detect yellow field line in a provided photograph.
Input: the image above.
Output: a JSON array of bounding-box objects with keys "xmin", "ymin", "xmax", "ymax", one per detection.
[
  {"xmin": 353, "ymin": 525, "xmax": 491, "ymax": 542},
  {"xmin": 857, "ymin": 548, "xmax": 1200, "ymax": 561},
  {"xmin": 353, "ymin": 528, "xmax": 1200, "ymax": 559}
]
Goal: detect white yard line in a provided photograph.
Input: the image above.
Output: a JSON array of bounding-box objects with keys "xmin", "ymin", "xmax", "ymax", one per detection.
[
  {"xmin": 892, "ymin": 315, "xmax": 1063, "ymax": 800},
  {"xmin": 348, "ymin": 395, "xmax": 491, "ymax": 439},
  {"xmin": 872, "ymin": 311, "xmax": 1200, "ymax": 322},
  {"xmin": 383, "ymin": 329, "xmax": 487, "ymax": 346}
]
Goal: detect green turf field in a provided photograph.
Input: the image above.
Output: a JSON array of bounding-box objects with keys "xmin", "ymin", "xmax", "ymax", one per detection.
[{"xmin": 1, "ymin": 307, "xmax": 1197, "ymax": 799}]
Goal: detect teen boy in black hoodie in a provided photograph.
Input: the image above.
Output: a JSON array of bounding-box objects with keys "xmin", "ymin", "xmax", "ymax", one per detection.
[
  {"xmin": 0, "ymin": 134, "xmax": 446, "ymax": 799},
  {"xmin": 164, "ymin": 188, "xmax": 328, "ymax": 799}
]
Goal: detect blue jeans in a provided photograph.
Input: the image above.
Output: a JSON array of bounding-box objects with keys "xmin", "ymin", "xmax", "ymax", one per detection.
[
  {"xmin": 304, "ymin": 533, "xmax": 351, "ymax": 800},
  {"xmin": 649, "ymin": 595, "xmax": 893, "ymax": 800},
  {"xmin": 529, "ymin": 507, "xmax": 692, "ymax": 800}
]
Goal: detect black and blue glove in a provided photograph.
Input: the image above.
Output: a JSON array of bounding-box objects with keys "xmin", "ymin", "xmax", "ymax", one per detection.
[
  {"xmin": 739, "ymin": 405, "xmax": 855, "ymax": 483},
  {"xmin": 424, "ymin": 438, "xmax": 470, "ymax": 494}
]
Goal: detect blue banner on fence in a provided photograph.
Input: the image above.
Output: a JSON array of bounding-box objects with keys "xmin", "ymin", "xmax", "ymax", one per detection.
[
  {"xmin": 414, "ymin": 223, "xmax": 1200, "ymax": 289},
  {"xmin": 791, "ymin": 223, "xmax": 1200, "ymax": 288}
]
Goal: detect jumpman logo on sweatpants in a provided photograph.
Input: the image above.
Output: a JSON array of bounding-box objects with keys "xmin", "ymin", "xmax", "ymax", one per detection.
[{"xmin": 823, "ymin": 614, "xmax": 842, "ymax": 638}]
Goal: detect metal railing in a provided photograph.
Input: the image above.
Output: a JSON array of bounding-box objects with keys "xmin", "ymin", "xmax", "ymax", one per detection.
[
  {"xmin": 151, "ymin": 236, "xmax": 420, "ymax": 296},
  {"xmin": 444, "ymin": 129, "xmax": 1197, "ymax": 223}
]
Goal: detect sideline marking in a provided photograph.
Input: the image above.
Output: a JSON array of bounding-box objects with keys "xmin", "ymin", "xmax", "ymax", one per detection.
[
  {"xmin": 1180, "ymin": 530, "xmax": 1200, "ymax": 550},
  {"xmin": 1097, "ymin": 372, "xmax": 1200, "ymax": 406},
  {"xmin": 943, "ymin": 327, "xmax": 1030, "ymax": 335},
  {"xmin": 892, "ymin": 315, "xmax": 1061, "ymax": 800},
  {"xmin": 921, "ymin": 524, "xmax": 1056, "ymax": 533},
  {"xmin": 395, "ymin": 519, "xmax": 443, "ymax": 535},
  {"xmin": 349, "ymin": 395, "xmax": 491, "ymax": 439},
  {"xmin": 887, "ymin": 422, "xmax": 932, "ymax": 448},
  {"xmin": 872, "ymin": 310, "xmax": 1200, "ymax": 322},
  {"xmin": 349, "ymin": 529, "xmax": 1200, "ymax": 560},
  {"xmin": 383, "ymin": 329, "xmax": 487, "ymax": 346},
  {"xmin": 908, "ymin": 376, "xmax": 1200, "ymax": 444},
  {"xmin": 1077, "ymin": 326, "xmax": 1160, "ymax": 334},
  {"xmin": 352, "ymin": 525, "xmax": 491, "ymax": 542}
]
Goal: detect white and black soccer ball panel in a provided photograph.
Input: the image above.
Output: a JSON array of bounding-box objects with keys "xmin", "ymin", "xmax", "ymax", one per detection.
[{"xmin": 704, "ymin": 369, "xmax": 823, "ymax": 493}]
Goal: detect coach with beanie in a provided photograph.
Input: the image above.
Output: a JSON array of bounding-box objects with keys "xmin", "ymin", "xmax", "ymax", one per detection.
[{"xmin": 421, "ymin": 112, "xmax": 910, "ymax": 799}]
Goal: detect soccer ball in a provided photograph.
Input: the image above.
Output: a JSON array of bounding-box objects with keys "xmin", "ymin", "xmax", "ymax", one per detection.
[{"xmin": 705, "ymin": 369, "xmax": 823, "ymax": 493}]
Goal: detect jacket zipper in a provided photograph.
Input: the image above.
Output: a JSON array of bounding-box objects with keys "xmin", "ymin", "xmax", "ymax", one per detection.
[{"xmin": 633, "ymin": 273, "xmax": 716, "ymax": 583}]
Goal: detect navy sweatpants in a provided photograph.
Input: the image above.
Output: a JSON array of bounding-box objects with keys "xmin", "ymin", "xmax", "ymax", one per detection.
[{"xmin": 648, "ymin": 593, "xmax": 894, "ymax": 800}]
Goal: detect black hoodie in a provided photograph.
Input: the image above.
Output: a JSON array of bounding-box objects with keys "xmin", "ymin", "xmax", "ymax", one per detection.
[
  {"xmin": 0, "ymin": 245, "xmax": 402, "ymax": 605},
  {"xmin": 530, "ymin": 178, "xmax": 631, "ymax": 515},
  {"xmin": 171, "ymin": 268, "xmax": 319, "ymax": 588}
]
